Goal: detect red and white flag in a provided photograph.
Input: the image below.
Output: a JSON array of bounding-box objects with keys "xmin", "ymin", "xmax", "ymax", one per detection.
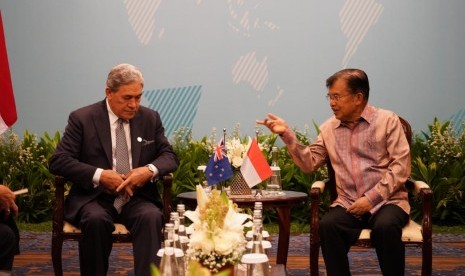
[
  {"xmin": 240, "ymin": 138, "xmax": 272, "ymax": 188},
  {"xmin": 0, "ymin": 10, "xmax": 17, "ymax": 135}
]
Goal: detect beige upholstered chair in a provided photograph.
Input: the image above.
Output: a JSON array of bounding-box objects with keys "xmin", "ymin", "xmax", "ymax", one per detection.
[
  {"xmin": 51, "ymin": 174, "xmax": 173, "ymax": 276},
  {"xmin": 309, "ymin": 117, "xmax": 433, "ymax": 276}
]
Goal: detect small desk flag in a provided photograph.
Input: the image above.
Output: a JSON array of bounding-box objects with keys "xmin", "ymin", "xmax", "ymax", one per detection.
[
  {"xmin": 240, "ymin": 138, "xmax": 272, "ymax": 188},
  {"xmin": 205, "ymin": 138, "xmax": 234, "ymax": 186}
]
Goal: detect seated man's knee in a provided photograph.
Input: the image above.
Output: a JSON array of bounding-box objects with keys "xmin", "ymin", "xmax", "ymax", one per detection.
[
  {"xmin": 319, "ymin": 207, "xmax": 345, "ymax": 232},
  {"xmin": 371, "ymin": 220, "xmax": 403, "ymax": 247},
  {"xmin": 137, "ymin": 207, "xmax": 162, "ymax": 225},
  {"xmin": 79, "ymin": 208, "xmax": 114, "ymax": 233},
  {"xmin": 319, "ymin": 215, "xmax": 332, "ymax": 231},
  {"xmin": 128, "ymin": 206, "xmax": 163, "ymax": 236},
  {"xmin": 372, "ymin": 221, "xmax": 401, "ymax": 238},
  {"xmin": 371, "ymin": 205, "xmax": 407, "ymax": 239}
]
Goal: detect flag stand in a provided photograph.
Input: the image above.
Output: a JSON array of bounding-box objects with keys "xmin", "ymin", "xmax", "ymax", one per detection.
[{"xmin": 229, "ymin": 171, "xmax": 252, "ymax": 195}]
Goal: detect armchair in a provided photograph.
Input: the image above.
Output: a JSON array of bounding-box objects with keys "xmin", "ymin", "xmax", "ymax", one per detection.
[{"xmin": 51, "ymin": 174, "xmax": 173, "ymax": 276}]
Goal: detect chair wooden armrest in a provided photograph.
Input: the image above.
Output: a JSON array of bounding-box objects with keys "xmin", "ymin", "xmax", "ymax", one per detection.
[
  {"xmin": 309, "ymin": 179, "xmax": 328, "ymax": 276},
  {"xmin": 406, "ymin": 179, "xmax": 433, "ymax": 240},
  {"xmin": 311, "ymin": 180, "xmax": 326, "ymax": 193},
  {"xmin": 162, "ymin": 174, "xmax": 173, "ymax": 221},
  {"xmin": 407, "ymin": 178, "xmax": 433, "ymax": 275},
  {"xmin": 52, "ymin": 176, "xmax": 66, "ymax": 241}
]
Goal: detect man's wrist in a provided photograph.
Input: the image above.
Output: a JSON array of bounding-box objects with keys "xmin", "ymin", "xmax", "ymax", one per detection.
[
  {"xmin": 146, "ymin": 164, "xmax": 157, "ymax": 177},
  {"xmin": 279, "ymin": 128, "xmax": 292, "ymax": 140},
  {"xmin": 93, "ymin": 168, "xmax": 104, "ymax": 188}
]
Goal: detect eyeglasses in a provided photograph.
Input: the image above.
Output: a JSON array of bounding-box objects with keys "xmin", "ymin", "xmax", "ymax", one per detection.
[{"xmin": 325, "ymin": 94, "xmax": 352, "ymax": 102}]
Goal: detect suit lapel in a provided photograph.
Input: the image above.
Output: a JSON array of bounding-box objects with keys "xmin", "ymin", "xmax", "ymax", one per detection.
[
  {"xmin": 130, "ymin": 114, "xmax": 143, "ymax": 168},
  {"xmin": 94, "ymin": 100, "xmax": 112, "ymax": 166}
]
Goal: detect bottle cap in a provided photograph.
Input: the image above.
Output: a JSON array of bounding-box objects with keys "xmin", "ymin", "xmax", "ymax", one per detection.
[
  {"xmin": 177, "ymin": 204, "xmax": 185, "ymax": 212},
  {"xmin": 157, "ymin": 248, "xmax": 184, "ymax": 257},
  {"xmin": 179, "ymin": 235, "xmax": 190, "ymax": 243},
  {"xmin": 164, "ymin": 247, "xmax": 175, "ymax": 256},
  {"xmin": 241, "ymin": 253, "xmax": 269, "ymax": 264},
  {"xmin": 170, "ymin": 212, "xmax": 179, "ymax": 219}
]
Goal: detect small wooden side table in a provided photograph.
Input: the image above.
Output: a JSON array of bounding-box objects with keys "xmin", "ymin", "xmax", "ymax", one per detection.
[{"xmin": 177, "ymin": 190, "xmax": 308, "ymax": 267}]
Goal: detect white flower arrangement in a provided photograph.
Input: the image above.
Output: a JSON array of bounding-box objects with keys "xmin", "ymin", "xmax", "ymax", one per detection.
[
  {"xmin": 225, "ymin": 137, "xmax": 269, "ymax": 169},
  {"xmin": 225, "ymin": 137, "xmax": 247, "ymax": 169},
  {"xmin": 184, "ymin": 185, "xmax": 252, "ymax": 273}
]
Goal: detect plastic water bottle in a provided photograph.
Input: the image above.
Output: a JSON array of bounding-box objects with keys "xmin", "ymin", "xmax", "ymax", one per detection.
[
  {"xmin": 266, "ymin": 147, "xmax": 282, "ymax": 195},
  {"xmin": 159, "ymin": 224, "xmax": 179, "ymax": 275}
]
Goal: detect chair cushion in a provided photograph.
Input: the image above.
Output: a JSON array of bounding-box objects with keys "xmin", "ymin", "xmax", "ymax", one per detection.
[
  {"xmin": 358, "ymin": 219, "xmax": 423, "ymax": 243},
  {"xmin": 63, "ymin": 221, "xmax": 130, "ymax": 235}
]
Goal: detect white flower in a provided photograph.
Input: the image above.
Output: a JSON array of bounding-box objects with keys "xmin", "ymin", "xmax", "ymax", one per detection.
[
  {"xmin": 189, "ymin": 230, "xmax": 215, "ymax": 254},
  {"xmin": 184, "ymin": 185, "xmax": 252, "ymax": 272},
  {"xmin": 225, "ymin": 136, "xmax": 268, "ymax": 169},
  {"xmin": 226, "ymin": 138, "xmax": 247, "ymax": 168},
  {"xmin": 213, "ymin": 231, "xmax": 234, "ymax": 255},
  {"xmin": 223, "ymin": 201, "xmax": 253, "ymax": 231}
]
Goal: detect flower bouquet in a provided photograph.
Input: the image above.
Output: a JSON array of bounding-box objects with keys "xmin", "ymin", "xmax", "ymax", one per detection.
[
  {"xmin": 184, "ymin": 185, "xmax": 252, "ymax": 274},
  {"xmin": 224, "ymin": 137, "xmax": 273, "ymax": 195},
  {"xmin": 225, "ymin": 137, "xmax": 269, "ymax": 170}
]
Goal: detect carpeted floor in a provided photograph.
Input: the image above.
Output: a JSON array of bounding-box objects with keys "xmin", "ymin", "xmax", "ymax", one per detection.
[{"xmin": 12, "ymin": 231, "xmax": 465, "ymax": 275}]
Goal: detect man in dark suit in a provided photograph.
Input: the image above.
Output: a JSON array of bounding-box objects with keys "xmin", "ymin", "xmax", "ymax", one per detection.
[{"xmin": 49, "ymin": 63, "xmax": 179, "ymax": 276}]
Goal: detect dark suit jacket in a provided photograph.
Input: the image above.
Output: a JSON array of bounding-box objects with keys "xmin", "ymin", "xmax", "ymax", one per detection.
[{"xmin": 49, "ymin": 100, "xmax": 179, "ymax": 223}]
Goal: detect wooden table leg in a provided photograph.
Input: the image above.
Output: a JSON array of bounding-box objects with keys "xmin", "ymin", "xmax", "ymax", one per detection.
[{"xmin": 274, "ymin": 206, "xmax": 291, "ymax": 266}]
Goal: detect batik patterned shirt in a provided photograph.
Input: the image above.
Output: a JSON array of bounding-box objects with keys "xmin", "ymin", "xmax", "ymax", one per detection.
[{"xmin": 281, "ymin": 105, "xmax": 410, "ymax": 215}]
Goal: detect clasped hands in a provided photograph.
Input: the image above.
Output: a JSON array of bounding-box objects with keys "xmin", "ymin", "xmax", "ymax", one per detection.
[
  {"xmin": 100, "ymin": 167, "xmax": 153, "ymax": 197},
  {"xmin": 347, "ymin": 197, "xmax": 373, "ymax": 217}
]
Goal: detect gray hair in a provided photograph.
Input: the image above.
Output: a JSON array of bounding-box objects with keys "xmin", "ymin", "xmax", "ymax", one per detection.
[{"xmin": 106, "ymin": 63, "xmax": 144, "ymax": 92}]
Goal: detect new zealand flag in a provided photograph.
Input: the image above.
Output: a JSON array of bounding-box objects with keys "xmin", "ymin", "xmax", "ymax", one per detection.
[{"xmin": 204, "ymin": 138, "xmax": 234, "ymax": 186}]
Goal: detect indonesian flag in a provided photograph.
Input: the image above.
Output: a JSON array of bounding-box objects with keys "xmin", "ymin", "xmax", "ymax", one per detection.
[
  {"xmin": 0, "ymin": 10, "xmax": 17, "ymax": 135},
  {"xmin": 240, "ymin": 138, "xmax": 272, "ymax": 188}
]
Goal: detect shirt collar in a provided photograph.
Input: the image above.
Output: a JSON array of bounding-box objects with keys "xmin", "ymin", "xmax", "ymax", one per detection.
[
  {"xmin": 106, "ymin": 99, "xmax": 119, "ymax": 125},
  {"xmin": 360, "ymin": 104, "xmax": 376, "ymax": 124},
  {"xmin": 334, "ymin": 104, "xmax": 375, "ymax": 129}
]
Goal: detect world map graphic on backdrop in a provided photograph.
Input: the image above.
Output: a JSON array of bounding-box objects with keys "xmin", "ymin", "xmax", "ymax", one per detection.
[
  {"xmin": 226, "ymin": 0, "xmax": 280, "ymax": 38},
  {"xmin": 2, "ymin": 0, "xmax": 464, "ymax": 143},
  {"xmin": 124, "ymin": 0, "xmax": 162, "ymax": 45},
  {"xmin": 126, "ymin": 1, "xmax": 465, "ymax": 137},
  {"xmin": 450, "ymin": 109, "xmax": 465, "ymax": 133},
  {"xmin": 144, "ymin": 85, "xmax": 202, "ymax": 137},
  {"xmin": 340, "ymin": 0, "xmax": 383, "ymax": 68},
  {"xmin": 232, "ymin": 51, "xmax": 269, "ymax": 94}
]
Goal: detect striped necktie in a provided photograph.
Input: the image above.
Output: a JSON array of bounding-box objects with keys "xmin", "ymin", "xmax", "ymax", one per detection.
[{"xmin": 114, "ymin": 118, "xmax": 130, "ymax": 213}]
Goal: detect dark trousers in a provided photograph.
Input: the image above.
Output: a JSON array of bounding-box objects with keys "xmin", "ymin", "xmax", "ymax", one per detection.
[
  {"xmin": 319, "ymin": 205, "xmax": 409, "ymax": 276},
  {"xmin": 0, "ymin": 212, "xmax": 19, "ymax": 271},
  {"xmin": 0, "ymin": 224, "xmax": 15, "ymax": 271},
  {"xmin": 76, "ymin": 195, "xmax": 163, "ymax": 276}
]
